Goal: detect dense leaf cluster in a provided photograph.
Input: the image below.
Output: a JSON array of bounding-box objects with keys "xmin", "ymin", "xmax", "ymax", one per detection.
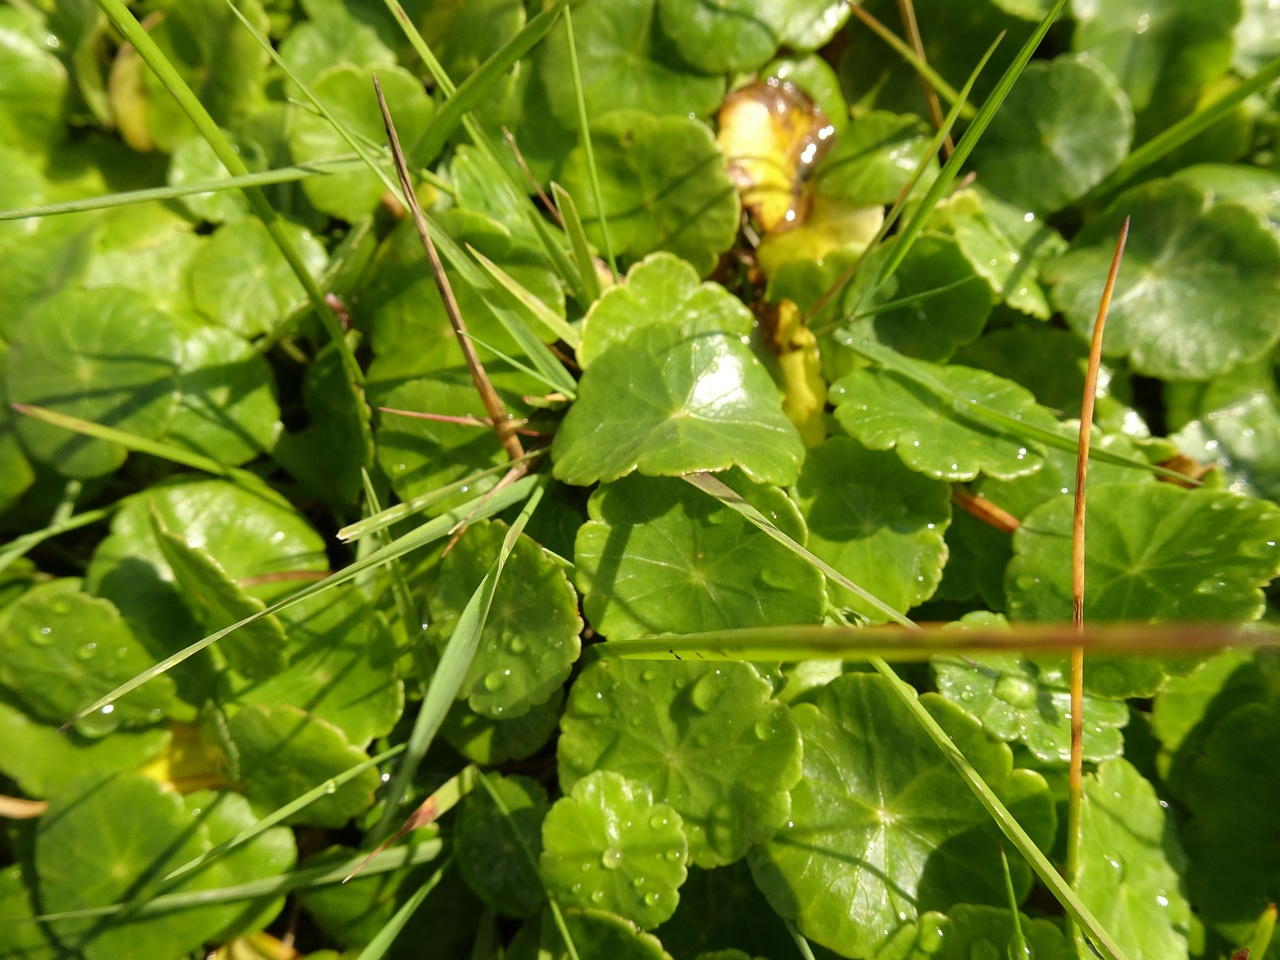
[{"xmin": 3, "ymin": 0, "xmax": 1280, "ymax": 959}]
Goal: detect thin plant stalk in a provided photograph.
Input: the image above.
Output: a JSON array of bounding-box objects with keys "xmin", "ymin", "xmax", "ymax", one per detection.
[
  {"xmin": 565, "ymin": 4, "xmax": 618, "ymax": 282},
  {"xmin": 894, "ymin": 0, "xmax": 954, "ymax": 156},
  {"xmin": 1000, "ymin": 845, "xmax": 1029, "ymax": 960},
  {"xmin": 951, "ymin": 486, "xmax": 1020, "ymax": 534},
  {"xmin": 1067, "ymin": 216, "xmax": 1130, "ymax": 946},
  {"xmin": 373, "ymin": 75, "xmax": 525, "ymax": 462}
]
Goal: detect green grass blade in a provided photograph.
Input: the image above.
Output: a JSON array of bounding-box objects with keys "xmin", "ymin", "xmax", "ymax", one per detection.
[
  {"xmin": 0, "ymin": 505, "xmax": 115, "ymax": 576},
  {"xmin": 162, "ymin": 744, "xmax": 407, "ymax": 885},
  {"xmin": 847, "ymin": 5, "xmax": 975, "ymax": 120},
  {"xmin": 369, "ymin": 475, "xmax": 550, "ymax": 843},
  {"xmin": 852, "ymin": 0, "xmax": 1069, "ymax": 317},
  {"xmin": 355, "ymin": 859, "xmax": 451, "ymax": 960},
  {"xmin": 460, "ymin": 328, "xmax": 576, "ymax": 398},
  {"xmin": 338, "ymin": 452, "xmax": 540, "ymax": 542},
  {"xmin": 787, "ymin": 921, "xmax": 819, "ymax": 960},
  {"xmin": 10, "ymin": 404, "xmax": 266, "ymax": 486},
  {"xmin": 1081, "ymin": 53, "xmax": 1280, "ymax": 208},
  {"xmin": 469, "ymin": 244, "xmax": 583, "ymax": 349},
  {"xmin": 681, "ymin": 473, "xmax": 913, "ymax": 628},
  {"xmin": 408, "ymin": 0, "xmax": 569, "ymax": 166},
  {"xmin": 590, "ymin": 622, "xmax": 1272, "ymax": 662},
  {"xmin": 1000, "ymin": 845, "xmax": 1029, "ymax": 960},
  {"xmin": 60, "ymin": 473, "xmax": 541, "ymax": 728},
  {"xmin": 24, "ymin": 841, "xmax": 444, "ymax": 925},
  {"xmin": 563, "ymin": 4, "xmax": 617, "ymax": 282},
  {"xmin": 839, "ymin": 338, "xmax": 1195, "ymax": 483},
  {"xmin": 867, "ymin": 656, "xmax": 1129, "ymax": 960},
  {"xmin": 551, "ymin": 182, "xmax": 603, "ymax": 306},
  {"xmin": 0, "ymin": 156, "xmax": 368, "ymax": 221},
  {"xmin": 853, "ymin": 274, "xmax": 987, "ymax": 319},
  {"xmin": 94, "ymin": 0, "xmax": 363, "ymax": 387},
  {"xmin": 361, "ymin": 469, "xmax": 428, "ymax": 677},
  {"xmin": 473, "ymin": 773, "xmax": 581, "ymax": 960}
]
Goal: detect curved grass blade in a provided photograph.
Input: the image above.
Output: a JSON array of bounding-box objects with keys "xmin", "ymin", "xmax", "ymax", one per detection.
[
  {"xmin": 837, "ymin": 338, "xmax": 1196, "ymax": 483},
  {"xmin": 408, "ymin": 0, "xmax": 569, "ymax": 166},
  {"xmin": 355, "ymin": 859, "xmax": 451, "ymax": 960},
  {"xmin": 469, "ymin": 244, "xmax": 583, "ymax": 349},
  {"xmin": 360, "ymin": 468, "xmax": 427, "ymax": 676},
  {"xmin": 850, "ymin": 0, "xmax": 1070, "ymax": 318},
  {"xmin": 1081, "ymin": 53, "xmax": 1280, "ymax": 208},
  {"xmin": 461, "ymin": 328, "xmax": 576, "ymax": 398},
  {"xmin": 60, "ymin": 473, "xmax": 541, "ymax": 729},
  {"xmin": 94, "ymin": 0, "xmax": 362, "ymax": 388},
  {"xmin": 347, "ymin": 766, "xmax": 478, "ymax": 881},
  {"xmin": 0, "ymin": 504, "xmax": 115, "ymax": 576},
  {"xmin": 338, "ymin": 452, "xmax": 540, "ymax": 542},
  {"xmin": 867, "ymin": 655, "xmax": 1129, "ymax": 960},
  {"xmin": 564, "ymin": 4, "xmax": 617, "ymax": 282},
  {"xmin": 682, "ymin": 472, "xmax": 914, "ymax": 628},
  {"xmin": 552, "ymin": 183, "xmax": 603, "ymax": 306},
  {"xmin": 10, "ymin": 404, "xmax": 266, "ymax": 485},
  {"xmin": 591, "ymin": 622, "xmax": 1276, "ymax": 662},
  {"xmin": 22, "ymin": 841, "xmax": 444, "ymax": 925},
  {"xmin": 999, "ymin": 846, "xmax": 1029, "ymax": 960},
  {"xmin": 369, "ymin": 475, "xmax": 550, "ymax": 843}
]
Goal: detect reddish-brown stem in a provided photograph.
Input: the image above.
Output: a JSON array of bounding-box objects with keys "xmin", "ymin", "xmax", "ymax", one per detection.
[
  {"xmin": 502, "ymin": 126, "xmax": 562, "ymax": 226},
  {"xmin": 377, "ymin": 407, "xmax": 550, "ymax": 436},
  {"xmin": 372, "ymin": 75, "xmax": 525, "ymax": 462},
  {"xmin": 894, "ymin": 0, "xmax": 954, "ymax": 157},
  {"xmin": 951, "ymin": 486, "xmax": 1020, "ymax": 534},
  {"xmin": 1067, "ymin": 216, "xmax": 1130, "ymax": 920}
]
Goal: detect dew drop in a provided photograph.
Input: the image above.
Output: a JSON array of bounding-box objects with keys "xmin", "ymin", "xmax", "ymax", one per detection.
[
  {"xmin": 649, "ymin": 814, "xmax": 668, "ymax": 829},
  {"xmin": 29, "ymin": 626, "xmax": 53, "ymax": 646},
  {"xmin": 589, "ymin": 889, "xmax": 605, "ymax": 903},
  {"xmin": 324, "ymin": 780, "xmax": 338, "ymax": 794},
  {"xmin": 508, "ymin": 637, "xmax": 528, "ymax": 654},
  {"xmin": 601, "ymin": 847, "xmax": 623, "ymax": 870},
  {"xmin": 664, "ymin": 849, "xmax": 681, "ymax": 861},
  {"xmin": 648, "ymin": 892, "xmax": 660, "ymax": 903},
  {"xmin": 75, "ymin": 642, "xmax": 98, "ymax": 661},
  {"xmin": 632, "ymin": 876, "xmax": 646, "ymax": 890},
  {"xmin": 993, "ymin": 673, "xmax": 1037, "ymax": 708},
  {"xmin": 641, "ymin": 668, "xmax": 658, "ymax": 683},
  {"xmin": 690, "ymin": 669, "xmax": 725, "ymax": 712}
]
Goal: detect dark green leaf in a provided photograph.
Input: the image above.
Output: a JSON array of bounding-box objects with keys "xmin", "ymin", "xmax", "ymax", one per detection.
[{"xmin": 456, "ymin": 773, "xmax": 548, "ymax": 919}]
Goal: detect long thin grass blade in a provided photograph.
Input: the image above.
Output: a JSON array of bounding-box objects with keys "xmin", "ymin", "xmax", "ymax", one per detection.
[
  {"xmin": 1081, "ymin": 53, "xmax": 1280, "ymax": 208},
  {"xmin": 682, "ymin": 472, "xmax": 913, "ymax": 628},
  {"xmin": 369, "ymin": 475, "xmax": 550, "ymax": 843},
  {"xmin": 347, "ymin": 766, "xmax": 478, "ymax": 881},
  {"xmin": 162, "ymin": 744, "xmax": 406, "ymax": 885},
  {"xmin": 846, "ymin": 2, "xmax": 975, "ymax": 119},
  {"xmin": 563, "ymin": 4, "xmax": 617, "ymax": 281},
  {"xmin": 837, "ymin": 338, "xmax": 1195, "ymax": 483},
  {"xmin": 10, "ymin": 404, "xmax": 262, "ymax": 485},
  {"xmin": 591, "ymin": 622, "xmax": 1277, "ymax": 662},
  {"xmin": 24, "ymin": 841, "xmax": 443, "ymax": 925},
  {"xmin": 60, "ymin": 473, "xmax": 540, "ymax": 728},
  {"xmin": 94, "ymin": 0, "xmax": 362, "ymax": 387},
  {"xmin": 851, "ymin": 0, "xmax": 1070, "ymax": 317},
  {"xmin": 360, "ymin": 470, "xmax": 427, "ymax": 675},
  {"xmin": 355, "ymin": 859, "xmax": 451, "ymax": 960},
  {"xmin": 1000, "ymin": 846, "xmax": 1029, "ymax": 960},
  {"xmin": 408, "ymin": 0, "xmax": 569, "ymax": 166},
  {"xmin": 0, "ymin": 505, "xmax": 115, "ymax": 576},
  {"xmin": 551, "ymin": 182, "xmax": 603, "ymax": 306},
  {"xmin": 867, "ymin": 656, "xmax": 1130, "ymax": 960},
  {"xmin": 469, "ymin": 244, "xmax": 583, "ymax": 349}
]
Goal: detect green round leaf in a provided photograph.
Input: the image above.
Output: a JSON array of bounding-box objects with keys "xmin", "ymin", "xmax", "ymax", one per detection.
[
  {"xmin": 229, "ymin": 702, "xmax": 381, "ymax": 828},
  {"xmin": 1046, "ymin": 179, "xmax": 1280, "ymax": 381},
  {"xmin": 795, "ymin": 436, "xmax": 951, "ymax": 620},
  {"xmin": 456, "ymin": 773, "xmax": 548, "ymax": 919},
  {"xmin": 1175, "ymin": 390, "xmax": 1280, "ymax": 503},
  {"xmin": 831, "ymin": 362, "xmax": 1053, "ymax": 481},
  {"xmin": 36, "ymin": 773, "xmax": 294, "ymax": 960},
  {"xmin": 0, "ymin": 696, "xmax": 170, "ymax": 798},
  {"xmin": 532, "ymin": 907, "xmax": 674, "ymax": 960},
  {"xmin": 168, "ymin": 325, "xmax": 282, "ymax": 465},
  {"xmin": 442, "ymin": 687, "xmax": 564, "ymax": 766},
  {"xmin": 189, "ymin": 216, "xmax": 327, "ymax": 338},
  {"xmin": 1181, "ymin": 699, "xmax": 1280, "ymax": 938},
  {"xmin": 1070, "ymin": 0, "xmax": 1239, "ymax": 140},
  {"xmin": 561, "ymin": 111, "xmax": 740, "ymax": 277},
  {"xmin": 577, "ymin": 253, "xmax": 753, "ymax": 369},
  {"xmin": 288, "ymin": 64, "xmax": 433, "ymax": 221},
  {"xmin": 224, "ymin": 590, "xmax": 403, "ymax": 747},
  {"xmin": 813, "ymin": 111, "xmax": 936, "ymax": 208},
  {"xmin": 1006, "ymin": 483, "xmax": 1280, "ymax": 625},
  {"xmin": 537, "ymin": 0, "xmax": 725, "ymax": 126},
  {"xmin": 843, "ymin": 233, "xmax": 994, "ymax": 362},
  {"xmin": 555, "ymin": 315, "xmax": 807, "ymax": 484},
  {"xmin": 83, "ymin": 203, "xmax": 204, "ymax": 315},
  {"xmin": 0, "ymin": 581, "xmax": 174, "ymax": 736},
  {"xmin": 7, "ymin": 286, "xmax": 181, "ymax": 478},
  {"xmin": 574, "ymin": 473, "xmax": 826, "ymax": 640},
  {"xmin": 0, "ymin": 863, "xmax": 59, "ymax": 959},
  {"xmin": 420, "ymin": 0, "xmax": 524, "ymax": 81},
  {"xmin": 969, "ymin": 55, "xmax": 1133, "ymax": 213},
  {"xmin": 776, "ymin": 0, "xmax": 850, "ymax": 50},
  {"xmin": 541, "ymin": 770, "xmax": 688, "ymax": 929},
  {"xmin": 279, "ymin": 0, "xmax": 396, "ymax": 87},
  {"xmin": 656, "ymin": 0, "xmax": 783, "ymax": 73},
  {"xmin": 907, "ymin": 905, "xmax": 1074, "ymax": 960},
  {"xmin": 1173, "ymin": 163, "xmax": 1280, "ymax": 239},
  {"xmin": 749, "ymin": 675, "xmax": 1055, "ymax": 960},
  {"xmin": 558, "ymin": 659, "xmax": 803, "ymax": 868},
  {"xmin": 0, "ymin": 7, "xmax": 68, "ymax": 153},
  {"xmin": 1077, "ymin": 760, "xmax": 1192, "ymax": 960},
  {"xmin": 428, "ymin": 518, "xmax": 581, "ymax": 719}
]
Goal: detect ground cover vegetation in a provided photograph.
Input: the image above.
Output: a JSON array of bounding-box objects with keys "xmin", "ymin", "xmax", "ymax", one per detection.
[{"xmin": 2, "ymin": 0, "xmax": 1280, "ymax": 958}]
